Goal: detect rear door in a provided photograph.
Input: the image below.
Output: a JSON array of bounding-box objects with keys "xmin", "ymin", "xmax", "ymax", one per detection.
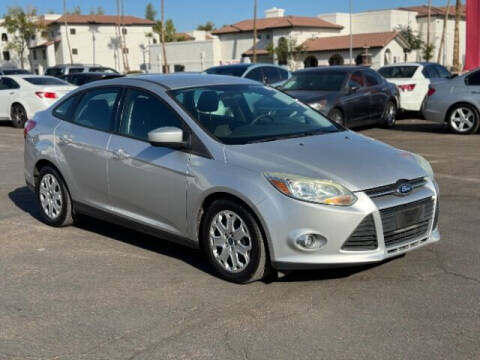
[
  {"xmin": 54, "ymin": 87, "xmax": 121, "ymax": 209},
  {"xmin": 343, "ymin": 70, "xmax": 370, "ymax": 126},
  {"xmin": 107, "ymin": 87, "xmax": 189, "ymax": 237},
  {"xmin": 364, "ymin": 69, "xmax": 388, "ymax": 122}
]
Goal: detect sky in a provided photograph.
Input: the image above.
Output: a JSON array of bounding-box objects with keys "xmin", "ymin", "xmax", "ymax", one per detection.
[{"xmin": 1, "ymin": 0, "xmax": 455, "ymax": 32}]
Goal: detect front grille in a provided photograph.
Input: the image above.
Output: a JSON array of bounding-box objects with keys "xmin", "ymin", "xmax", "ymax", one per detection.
[
  {"xmin": 342, "ymin": 215, "xmax": 378, "ymax": 251},
  {"xmin": 365, "ymin": 177, "xmax": 426, "ymax": 199},
  {"xmin": 380, "ymin": 197, "xmax": 434, "ymax": 248}
]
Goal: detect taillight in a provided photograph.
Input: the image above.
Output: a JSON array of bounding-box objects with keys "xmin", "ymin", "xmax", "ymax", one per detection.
[
  {"xmin": 398, "ymin": 84, "xmax": 416, "ymax": 92},
  {"xmin": 428, "ymin": 87, "xmax": 436, "ymax": 96},
  {"xmin": 24, "ymin": 120, "xmax": 37, "ymax": 139},
  {"xmin": 35, "ymin": 91, "xmax": 58, "ymax": 99}
]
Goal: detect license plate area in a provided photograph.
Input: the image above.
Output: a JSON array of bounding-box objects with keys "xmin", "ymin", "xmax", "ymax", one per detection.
[{"xmin": 396, "ymin": 206, "xmax": 423, "ymax": 229}]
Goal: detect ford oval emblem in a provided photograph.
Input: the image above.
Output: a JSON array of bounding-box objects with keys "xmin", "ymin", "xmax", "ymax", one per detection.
[{"xmin": 397, "ymin": 183, "xmax": 413, "ymax": 196}]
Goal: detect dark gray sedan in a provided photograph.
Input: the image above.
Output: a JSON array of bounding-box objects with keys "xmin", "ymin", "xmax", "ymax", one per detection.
[{"xmin": 281, "ymin": 66, "xmax": 399, "ymax": 128}]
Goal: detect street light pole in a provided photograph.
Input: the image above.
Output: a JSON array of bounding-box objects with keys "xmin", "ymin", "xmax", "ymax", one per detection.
[{"xmin": 349, "ymin": 0, "xmax": 353, "ymax": 65}]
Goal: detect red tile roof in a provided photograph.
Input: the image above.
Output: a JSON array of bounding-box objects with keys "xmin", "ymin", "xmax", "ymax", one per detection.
[
  {"xmin": 303, "ymin": 31, "xmax": 403, "ymax": 52},
  {"xmin": 398, "ymin": 4, "xmax": 465, "ymax": 18},
  {"xmin": 50, "ymin": 15, "xmax": 154, "ymax": 26},
  {"xmin": 212, "ymin": 15, "xmax": 342, "ymax": 35}
]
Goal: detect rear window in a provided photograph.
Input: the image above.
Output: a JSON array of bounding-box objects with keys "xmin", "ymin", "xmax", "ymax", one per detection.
[
  {"xmin": 205, "ymin": 66, "xmax": 249, "ymax": 77},
  {"xmin": 24, "ymin": 77, "xmax": 69, "ymax": 85},
  {"xmin": 378, "ymin": 66, "xmax": 418, "ymax": 78},
  {"xmin": 45, "ymin": 68, "xmax": 64, "ymax": 77},
  {"xmin": 2, "ymin": 69, "xmax": 31, "ymax": 75}
]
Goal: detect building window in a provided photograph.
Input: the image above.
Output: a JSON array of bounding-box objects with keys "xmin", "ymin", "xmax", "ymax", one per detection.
[
  {"xmin": 384, "ymin": 49, "xmax": 392, "ymax": 65},
  {"xmin": 1, "ymin": 33, "xmax": 7, "ymax": 42},
  {"xmin": 72, "ymin": 48, "xmax": 78, "ymax": 55},
  {"xmin": 31, "ymin": 34, "xmax": 36, "ymax": 41},
  {"xmin": 70, "ymin": 28, "xmax": 76, "ymax": 35},
  {"xmin": 257, "ymin": 33, "xmax": 262, "ymax": 40},
  {"xmin": 33, "ymin": 50, "xmax": 37, "ymax": 60},
  {"xmin": 304, "ymin": 55, "xmax": 319, "ymax": 68},
  {"xmin": 266, "ymin": 34, "xmax": 271, "ymax": 40},
  {"xmin": 122, "ymin": 28, "xmax": 127, "ymax": 35},
  {"xmin": 41, "ymin": 31, "xmax": 47, "ymax": 38},
  {"xmin": 122, "ymin": 48, "xmax": 129, "ymax": 54},
  {"xmin": 329, "ymin": 54, "xmax": 344, "ymax": 66},
  {"xmin": 153, "ymin": 38, "xmax": 157, "ymax": 44},
  {"xmin": 42, "ymin": 49, "xmax": 47, "ymax": 60},
  {"xmin": 2, "ymin": 51, "xmax": 10, "ymax": 61},
  {"xmin": 174, "ymin": 64, "xmax": 185, "ymax": 72}
]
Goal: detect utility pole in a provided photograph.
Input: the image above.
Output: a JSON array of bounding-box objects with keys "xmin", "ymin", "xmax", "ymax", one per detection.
[
  {"xmin": 452, "ymin": 0, "xmax": 461, "ymax": 72},
  {"xmin": 161, "ymin": 0, "xmax": 169, "ymax": 73},
  {"xmin": 252, "ymin": 0, "xmax": 257, "ymax": 63},
  {"xmin": 63, "ymin": 0, "xmax": 73, "ymax": 65},
  {"xmin": 349, "ymin": 0, "xmax": 353, "ymax": 65},
  {"xmin": 426, "ymin": 0, "xmax": 432, "ymax": 54},
  {"xmin": 437, "ymin": 0, "xmax": 451, "ymax": 64}
]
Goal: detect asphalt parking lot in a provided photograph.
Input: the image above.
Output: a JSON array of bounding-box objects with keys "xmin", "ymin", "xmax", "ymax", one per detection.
[{"xmin": 0, "ymin": 119, "xmax": 479, "ymax": 360}]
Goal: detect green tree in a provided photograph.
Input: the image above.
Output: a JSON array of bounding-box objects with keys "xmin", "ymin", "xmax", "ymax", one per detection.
[
  {"xmin": 89, "ymin": 6, "xmax": 105, "ymax": 15},
  {"xmin": 145, "ymin": 3, "xmax": 156, "ymax": 21},
  {"xmin": 153, "ymin": 19, "xmax": 176, "ymax": 42},
  {"xmin": 267, "ymin": 37, "xmax": 305, "ymax": 68},
  {"xmin": 397, "ymin": 25, "xmax": 423, "ymax": 53},
  {"xmin": 3, "ymin": 6, "xmax": 40, "ymax": 69},
  {"xmin": 196, "ymin": 21, "xmax": 215, "ymax": 31},
  {"xmin": 422, "ymin": 42, "xmax": 435, "ymax": 61},
  {"xmin": 67, "ymin": 6, "xmax": 82, "ymax": 15}
]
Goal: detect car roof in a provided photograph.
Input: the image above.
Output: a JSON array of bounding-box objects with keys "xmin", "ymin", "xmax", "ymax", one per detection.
[
  {"xmin": 380, "ymin": 62, "xmax": 430, "ymax": 68},
  {"xmin": 3, "ymin": 74, "xmax": 54, "ymax": 78},
  {"xmin": 294, "ymin": 66, "xmax": 368, "ymax": 73},
  {"xmin": 119, "ymin": 73, "xmax": 258, "ymax": 90}
]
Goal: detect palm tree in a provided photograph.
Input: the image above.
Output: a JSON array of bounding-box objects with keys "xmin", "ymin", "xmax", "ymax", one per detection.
[
  {"xmin": 63, "ymin": 0, "xmax": 73, "ymax": 64},
  {"xmin": 452, "ymin": 0, "xmax": 462, "ymax": 72},
  {"xmin": 252, "ymin": 0, "xmax": 257, "ymax": 63},
  {"xmin": 437, "ymin": 0, "xmax": 451, "ymax": 64},
  {"xmin": 160, "ymin": 0, "xmax": 168, "ymax": 73}
]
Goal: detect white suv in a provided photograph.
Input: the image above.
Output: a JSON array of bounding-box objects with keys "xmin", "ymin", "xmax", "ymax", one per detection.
[{"xmin": 378, "ymin": 62, "xmax": 452, "ymax": 112}]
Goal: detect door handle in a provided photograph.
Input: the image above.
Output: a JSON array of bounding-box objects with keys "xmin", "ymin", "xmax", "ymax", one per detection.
[
  {"xmin": 112, "ymin": 148, "xmax": 131, "ymax": 160},
  {"xmin": 58, "ymin": 134, "xmax": 73, "ymax": 145}
]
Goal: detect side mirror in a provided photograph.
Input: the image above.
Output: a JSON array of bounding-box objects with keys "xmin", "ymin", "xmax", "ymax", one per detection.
[{"xmin": 147, "ymin": 126, "xmax": 188, "ymax": 149}]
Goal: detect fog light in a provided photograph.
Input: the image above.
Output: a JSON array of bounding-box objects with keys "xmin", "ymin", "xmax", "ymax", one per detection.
[{"xmin": 296, "ymin": 234, "xmax": 327, "ymax": 250}]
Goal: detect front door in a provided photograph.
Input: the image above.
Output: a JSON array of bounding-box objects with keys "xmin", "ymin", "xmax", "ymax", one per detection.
[
  {"xmin": 107, "ymin": 88, "xmax": 189, "ymax": 237},
  {"xmin": 343, "ymin": 70, "xmax": 371, "ymax": 126},
  {"xmin": 55, "ymin": 87, "xmax": 121, "ymax": 209}
]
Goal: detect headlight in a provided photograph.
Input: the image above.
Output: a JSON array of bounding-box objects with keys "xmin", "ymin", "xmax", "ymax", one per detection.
[
  {"xmin": 310, "ymin": 99, "xmax": 327, "ymax": 111},
  {"xmin": 265, "ymin": 172, "xmax": 357, "ymax": 206},
  {"xmin": 413, "ymin": 154, "xmax": 434, "ymax": 180}
]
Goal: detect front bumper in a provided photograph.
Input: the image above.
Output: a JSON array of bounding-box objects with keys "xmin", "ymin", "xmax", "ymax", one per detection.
[{"xmin": 258, "ymin": 179, "xmax": 440, "ymax": 271}]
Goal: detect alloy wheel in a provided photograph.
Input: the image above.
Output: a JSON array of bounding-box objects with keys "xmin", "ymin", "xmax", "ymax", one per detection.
[
  {"xmin": 385, "ymin": 102, "xmax": 396, "ymax": 126},
  {"xmin": 450, "ymin": 107, "xmax": 475, "ymax": 133},
  {"xmin": 11, "ymin": 105, "xmax": 27, "ymax": 128},
  {"xmin": 208, "ymin": 210, "xmax": 252, "ymax": 273},
  {"xmin": 39, "ymin": 174, "xmax": 63, "ymax": 220}
]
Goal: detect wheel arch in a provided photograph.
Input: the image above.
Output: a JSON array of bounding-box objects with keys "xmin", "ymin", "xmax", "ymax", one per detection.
[
  {"xmin": 33, "ymin": 159, "xmax": 67, "ymax": 188},
  {"xmin": 11, "ymin": 101, "xmax": 32, "ymax": 120}
]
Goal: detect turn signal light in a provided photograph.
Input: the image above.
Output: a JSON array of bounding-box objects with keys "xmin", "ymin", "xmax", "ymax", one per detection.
[{"xmin": 35, "ymin": 91, "xmax": 58, "ymax": 99}]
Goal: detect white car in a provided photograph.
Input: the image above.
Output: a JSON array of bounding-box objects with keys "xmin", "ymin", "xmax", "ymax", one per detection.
[
  {"xmin": 378, "ymin": 62, "xmax": 452, "ymax": 112},
  {"xmin": 0, "ymin": 75, "xmax": 76, "ymax": 128}
]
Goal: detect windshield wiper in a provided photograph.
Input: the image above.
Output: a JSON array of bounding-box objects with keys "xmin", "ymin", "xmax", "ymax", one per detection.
[{"xmin": 246, "ymin": 130, "xmax": 326, "ymax": 144}]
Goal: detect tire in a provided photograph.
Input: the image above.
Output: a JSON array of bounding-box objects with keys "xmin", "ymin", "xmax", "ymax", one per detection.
[
  {"xmin": 201, "ymin": 199, "xmax": 270, "ymax": 284},
  {"xmin": 447, "ymin": 104, "xmax": 480, "ymax": 134},
  {"xmin": 329, "ymin": 108, "xmax": 345, "ymax": 126},
  {"xmin": 381, "ymin": 101, "xmax": 397, "ymax": 128},
  {"xmin": 35, "ymin": 166, "xmax": 74, "ymax": 227},
  {"xmin": 10, "ymin": 104, "xmax": 28, "ymax": 129}
]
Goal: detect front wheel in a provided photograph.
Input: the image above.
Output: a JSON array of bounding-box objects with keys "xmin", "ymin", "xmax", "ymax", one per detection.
[
  {"xmin": 447, "ymin": 104, "xmax": 480, "ymax": 134},
  {"xmin": 201, "ymin": 199, "xmax": 270, "ymax": 283},
  {"xmin": 382, "ymin": 101, "xmax": 397, "ymax": 128},
  {"xmin": 11, "ymin": 104, "xmax": 28, "ymax": 128}
]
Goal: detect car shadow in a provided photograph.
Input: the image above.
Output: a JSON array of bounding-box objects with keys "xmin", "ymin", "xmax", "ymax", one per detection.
[{"xmin": 9, "ymin": 186, "xmax": 398, "ymax": 284}]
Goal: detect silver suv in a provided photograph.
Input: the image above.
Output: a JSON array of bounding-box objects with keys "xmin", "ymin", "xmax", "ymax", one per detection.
[{"xmin": 24, "ymin": 74, "xmax": 440, "ymax": 283}]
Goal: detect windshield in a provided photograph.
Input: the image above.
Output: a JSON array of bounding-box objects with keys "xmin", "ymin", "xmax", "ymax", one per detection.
[
  {"xmin": 24, "ymin": 77, "xmax": 69, "ymax": 85},
  {"xmin": 205, "ymin": 66, "xmax": 249, "ymax": 77},
  {"xmin": 281, "ymin": 71, "xmax": 347, "ymax": 91},
  {"xmin": 170, "ymin": 85, "xmax": 341, "ymax": 145},
  {"xmin": 378, "ymin": 66, "xmax": 418, "ymax": 78}
]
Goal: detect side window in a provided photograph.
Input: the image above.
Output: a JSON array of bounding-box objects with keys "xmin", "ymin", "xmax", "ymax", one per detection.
[
  {"xmin": 466, "ymin": 71, "xmax": 480, "ymax": 86},
  {"xmin": 244, "ymin": 67, "xmax": 264, "ymax": 82},
  {"xmin": 0, "ymin": 77, "xmax": 20, "ymax": 90},
  {"xmin": 73, "ymin": 88, "xmax": 120, "ymax": 131},
  {"xmin": 349, "ymin": 71, "xmax": 365, "ymax": 88},
  {"xmin": 435, "ymin": 65, "xmax": 452, "ymax": 79},
  {"xmin": 53, "ymin": 94, "xmax": 80, "ymax": 120},
  {"xmin": 279, "ymin": 68, "xmax": 289, "ymax": 81},
  {"xmin": 69, "ymin": 67, "xmax": 84, "ymax": 74},
  {"xmin": 119, "ymin": 89, "xmax": 182, "ymax": 141},
  {"xmin": 263, "ymin": 67, "xmax": 281, "ymax": 84},
  {"xmin": 364, "ymin": 70, "xmax": 381, "ymax": 87},
  {"xmin": 422, "ymin": 65, "xmax": 439, "ymax": 79}
]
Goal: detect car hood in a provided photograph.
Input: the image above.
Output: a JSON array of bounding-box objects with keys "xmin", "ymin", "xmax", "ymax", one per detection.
[
  {"xmin": 224, "ymin": 131, "xmax": 426, "ymax": 192},
  {"xmin": 284, "ymin": 90, "xmax": 338, "ymax": 104}
]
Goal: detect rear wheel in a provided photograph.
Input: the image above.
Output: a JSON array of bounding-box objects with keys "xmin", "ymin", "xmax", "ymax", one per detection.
[
  {"xmin": 382, "ymin": 101, "xmax": 397, "ymax": 128},
  {"xmin": 447, "ymin": 104, "xmax": 480, "ymax": 134},
  {"xmin": 329, "ymin": 108, "xmax": 345, "ymax": 126},
  {"xmin": 35, "ymin": 166, "xmax": 74, "ymax": 227},
  {"xmin": 11, "ymin": 104, "xmax": 28, "ymax": 128},
  {"xmin": 201, "ymin": 199, "xmax": 270, "ymax": 283}
]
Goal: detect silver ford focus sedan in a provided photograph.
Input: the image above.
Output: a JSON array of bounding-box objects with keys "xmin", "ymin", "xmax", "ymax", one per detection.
[{"xmin": 24, "ymin": 74, "xmax": 440, "ymax": 283}]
